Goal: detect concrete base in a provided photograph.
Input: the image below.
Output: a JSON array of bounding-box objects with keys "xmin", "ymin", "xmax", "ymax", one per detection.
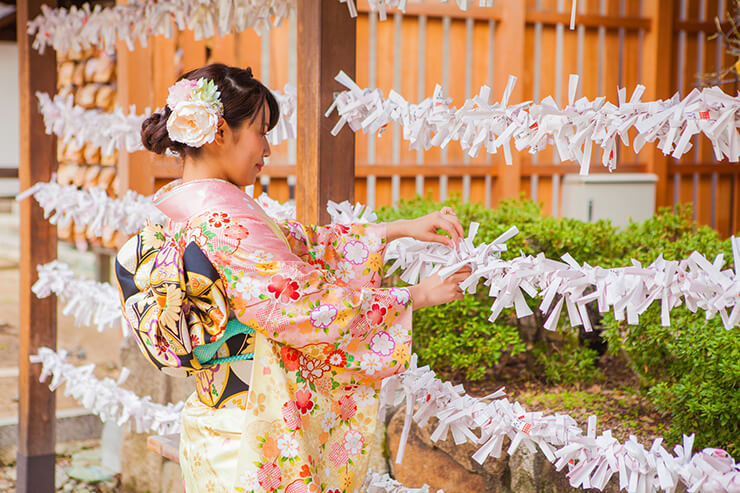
[{"xmin": 0, "ymin": 408, "xmax": 103, "ymax": 465}]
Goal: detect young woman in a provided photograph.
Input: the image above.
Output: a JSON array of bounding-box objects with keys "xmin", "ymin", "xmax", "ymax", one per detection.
[{"xmin": 116, "ymin": 63, "xmax": 470, "ymax": 493}]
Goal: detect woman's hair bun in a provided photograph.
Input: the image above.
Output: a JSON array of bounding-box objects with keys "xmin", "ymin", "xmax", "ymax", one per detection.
[{"xmin": 141, "ymin": 108, "xmax": 179, "ymax": 155}]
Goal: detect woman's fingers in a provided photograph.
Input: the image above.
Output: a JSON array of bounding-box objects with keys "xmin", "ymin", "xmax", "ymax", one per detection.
[
  {"xmin": 427, "ymin": 232, "xmax": 456, "ymax": 248},
  {"xmin": 433, "ymin": 215, "xmax": 464, "ymax": 244},
  {"xmin": 439, "ymin": 209, "xmax": 465, "ymax": 239}
]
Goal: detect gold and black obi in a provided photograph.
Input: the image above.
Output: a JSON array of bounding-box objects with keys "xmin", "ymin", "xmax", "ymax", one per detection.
[{"xmin": 115, "ymin": 225, "xmax": 255, "ymax": 409}]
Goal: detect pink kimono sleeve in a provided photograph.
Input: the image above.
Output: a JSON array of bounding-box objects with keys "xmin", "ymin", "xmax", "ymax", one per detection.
[
  {"xmin": 185, "ymin": 212, "xmax": 412, "ymax": 388},
  {"xmin": 279, "ymin": 221, "xmax": 388, "ymax": 289}
]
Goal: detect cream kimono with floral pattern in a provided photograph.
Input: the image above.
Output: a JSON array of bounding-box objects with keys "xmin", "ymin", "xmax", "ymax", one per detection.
[{"xmin": 153, "ymin": 179, "xmax": 413, "ymax": 493}]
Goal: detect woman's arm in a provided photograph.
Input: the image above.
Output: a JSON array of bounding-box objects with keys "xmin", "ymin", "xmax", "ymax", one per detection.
[{"xmin": 188, "ymin": 212, "xmax": 413, "ymax": 386}]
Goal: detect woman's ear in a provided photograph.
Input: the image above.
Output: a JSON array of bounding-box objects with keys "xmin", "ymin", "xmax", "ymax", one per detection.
[{"xmin": 214, "ymin": 117, "xmax": 226, "ymax": 145}]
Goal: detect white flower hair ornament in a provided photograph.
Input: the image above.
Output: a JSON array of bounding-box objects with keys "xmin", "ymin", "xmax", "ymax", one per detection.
[{"xmin": 165, "ymin": 78, "xmax": 225, "ymax": 148}]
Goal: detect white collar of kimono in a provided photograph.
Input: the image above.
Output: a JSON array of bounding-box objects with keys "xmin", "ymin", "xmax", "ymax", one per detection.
[{"xmin": 152, "ymin": 179, "xmax": 287, "ymax": 245}]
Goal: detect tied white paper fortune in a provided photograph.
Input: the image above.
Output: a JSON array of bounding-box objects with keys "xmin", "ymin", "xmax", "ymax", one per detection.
[
  {"xmin": 33, "ymin": 261, "xmax": 122, "ymax": 333},
  {"xmin": 19, "ymin": 180, "xmax": 377, "ymax": 242},
  {"xmin": 36, "ymin": 86, "xmax": 297, "ymax": 156},
  {"xmin": 326, "ymin": 71, "xmax": 740, "ymax": 174},
  {"xmin": 30, "ymin": 347, "xmax": 184, "ymax": 435},
  {"xmin": 27, "ymin": 0, "xmax": 295, "ymax": 54},
  {"xmin": 339, "ymin": 0, "xmax": 493, "ymax": 20},
  {"xmin": 363, "ymin": 470, "xmax": 441, "ymax": 493},
  {"xmin": 379, "ymin": 355, "xmax": 740, "ymax": 493},
  {"xmin": 386, "ymin": 223, "xmax": 740, "ymax": 330},
  {"xmin": 28, "ymin": 191, "xmax": 740, "ymax": 491},
  {"xmin": 17, "ymin": 181, "xmax": 166, "ymax": 239}
]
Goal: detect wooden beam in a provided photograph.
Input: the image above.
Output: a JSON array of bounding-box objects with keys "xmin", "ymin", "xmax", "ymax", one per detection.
[
  {"xmin": 525, "ymin": 11, "xmax": 650, "ymax": 31},
  {"xmin": 252, "ymin": 163, "xmax": 649, "ymax": 179},
  {"xmin": 668, "ymin": 163, "xmax": 740, "ymax": 175},
  {"xmin": 296, "ymin": 0, "xmax": 356, "ymax": 225},
  {"xmin": 674, "ymin": 20, "xmax": 730, "ymax": 33},
  {"xmin": 643, "ymin": 0, "xmax": 674, "ymax": 209},
  {"xmin": 493, "ymin": 0, "xmax": 524, "ymax": 203},
  {"xmin": 355, "ymin": 0, "xmax": 502, "ymax": 21},
  {"xmin": 17, "ymin": 0, "xmax": 58, "ymax": 490}
]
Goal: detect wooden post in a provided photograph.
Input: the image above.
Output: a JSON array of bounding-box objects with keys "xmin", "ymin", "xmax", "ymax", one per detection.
[
  {"xmin": 643, "ymin": 0, "xmax": 674, "ymax": 209},
  {"xmin": 493, "ymin": 0, "xmax": 525, "ymax": 202},
  {"xmin": 17, "ymin": 0, "xmax": 58, "ymax": 491},
  {"xmin": 296, "ymin": 0, "xmax": 356, "ymax": 225}
]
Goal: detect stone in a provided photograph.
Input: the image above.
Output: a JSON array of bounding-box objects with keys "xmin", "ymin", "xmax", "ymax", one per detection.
[
  {"xmin": 161, "ymin": 459, "xmax": 184, "ymax": 493},
  {"xmin": 509, "ymin": 444, "xmax": 544, "ymax": 492},
  {"xmin": 413, "ymin": 416, "xmax": 508, "ymax": 482},
  {"xmin": 120, "ymin": 427, "xmax": 166, "ymax": 492},
  {"xmin": 55, "ymin": 465, "xmax": 69, "ymax": 486},
  {"xmin": 386, "ymin": 407, "xmax": 506, "ymax": 492},
  {"xmin": 66, "ymin": 464, "xmax": 114, "ymax": 483}
]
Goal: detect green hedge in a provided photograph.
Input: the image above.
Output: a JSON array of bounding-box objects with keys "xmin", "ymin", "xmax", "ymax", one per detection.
[{"xmin": 375, "ymin": 196, "xmax": 739, "ymax": 456}]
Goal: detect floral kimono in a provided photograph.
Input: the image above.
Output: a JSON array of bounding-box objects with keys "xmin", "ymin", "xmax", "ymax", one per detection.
[{"xmin": 116, "ymin": 178, "xmax": 413, "ymax": 493}]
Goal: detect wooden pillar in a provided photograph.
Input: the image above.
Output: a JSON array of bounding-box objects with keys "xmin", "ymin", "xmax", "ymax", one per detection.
[
  {"xmin": 296, "ymin": 0, "xmax": 356, "ymax": 225},
  {"xmin": 17, "ymin": 0, "xmax": 58, "ymax": 491},
  {"xmin": 493, "ymin": 0, "xmax": 525, "ymax": 202},
  {"xmin": 643, "ymin": 0, "xmax": 674, "ymax": 209}
]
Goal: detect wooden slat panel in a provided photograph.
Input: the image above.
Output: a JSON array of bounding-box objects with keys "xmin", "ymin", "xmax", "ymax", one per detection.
[
  {"xmin": 375, "ymin": 176, "xmax": 393, "ymax": 206},
  {"xmin": 355, "ymin": 176, "xmax": 368, "ymax": 205},
  {"xmin": 269, "ymin": 20, "xmax": 293, "ymax": 168},
  {"xmin": 679, "ymin": 173, "xmax": 694, "ymax": 205},
  {"xmin": 400, "ymin": 176, "xmax": 418, "ymax": 199},
  {"xmin": 117, "ymin": 39, "xmax": 155, "ymax": 195},
  {"xmin": 152, "ymin": 35, "xmax": 178, "ymax": 103},
  {"xmin": 236, "ymin": 30, "xmax": 262, "ymax": 77},
  {"xmin": 446, "ymin": 18, "xmax": 467, "ymax": 165},
  {"xmin": 179, "ymin": 30, "xmax": 207, "ymax": 74},
  {"xmin": 269, "ymin": 178, "xmax": 291, "ymax": 203},
  {"xmin": 423, "ymin": 17, "xmax": 444, "ymax": 165},
  {"xmin": 717, "ymin": 175, "xmax": 733, "ymax": 237},
  {"xmin": 469, "ymin": 175, "xmax": 488, "ymax": 204},
  {"xmin": 536, "ymin": 4, "xmax": 557, "ymax": 165},
  {"xmin": 209, "ymin": 34, "xmax": 237, "ymax": 65},
  {"xmin": 697, "ymin": 174, "xmax": 713, "ymax": 227},
  {"xmin": 603, "ymin": 19, "xmax": 621, "ymax": 101},
  {"xmin": 537, "ymin": 175, "xmax": 555, "ymax": 216},
  {"xmin": 399, "ymin": 16, "xmax": 420, "ymax": 164},
  {"xmin": 643, "ymin": 0, "xmax": 675, "ymax": 209},
  {"xmin": 374, "ymin": 12, "xmax": 395, "ymax": 167},
  {"xmin": 493, "ymin": 0, "xmax": 525, "ymax": 202},
  {"xmin": 355, "ymin": 13, "xmax": 370, "ymax": 164},
  {"xmin": 581, "ymin": 11, "xmax": 601, "ymax": 99},
  {"xmin": 470, "ymin": 20, "xmax": 493, "ymax": 165}
]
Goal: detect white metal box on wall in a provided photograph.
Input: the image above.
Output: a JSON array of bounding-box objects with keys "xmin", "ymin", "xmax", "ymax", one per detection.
[{"xmin": 561, "ymin": 173, "xmax": 658, "ymax": 227}]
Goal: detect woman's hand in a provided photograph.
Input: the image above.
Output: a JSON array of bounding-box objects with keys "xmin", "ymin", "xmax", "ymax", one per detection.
[
  {"xmin": 386, "ymin": 207, "xmax": 465, "ymax": 247},
  {"xmin": 408, "ymin": 266, "xmax": 472, "ymax": 310}
]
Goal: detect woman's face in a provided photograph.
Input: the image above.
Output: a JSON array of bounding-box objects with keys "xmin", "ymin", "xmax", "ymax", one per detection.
[{"xmin": 220, "ymin": 104, "xmax": 272, "ymax": 187}]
